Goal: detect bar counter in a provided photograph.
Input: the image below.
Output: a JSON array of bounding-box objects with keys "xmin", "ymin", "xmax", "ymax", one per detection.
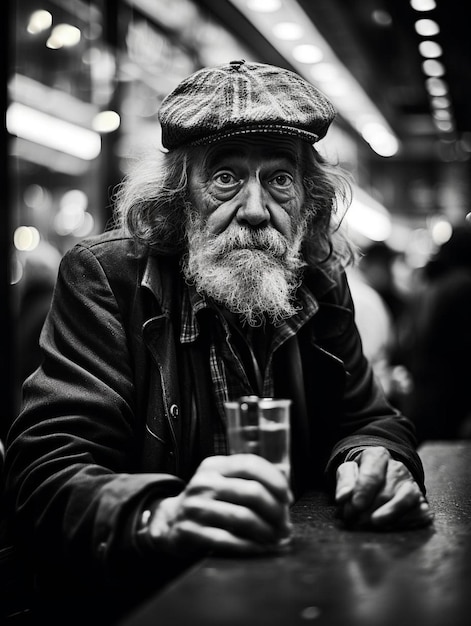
[{"xmin": 120, "ymin": 442, "xmax": 471, "ymax": 626}]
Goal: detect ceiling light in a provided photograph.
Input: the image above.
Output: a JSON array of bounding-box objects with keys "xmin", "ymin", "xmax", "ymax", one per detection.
[
  {"xmin": 324, "ymin": 80, "xmax": 350, "ymax": 97},
  {"xmin": 7, "ymin": 102, "xmax": 101, "ymax": 160},
  {"xmin": 272, "ymin": 22, "xmax": 304, "ymax": 40},
  {"xmin": 431, "ymin": 96, "xmax": 450, "ymax": 108},
  {"xmin": 432, "ymin": 109, "xmax": 451, "ymax": 121},
  {"xmin": 414, "ymin": 19, "xmax": 440, "ymax": 36},
  {"xmin": 292, "ymin": 44, "xmax": 323, "ymax": 63},
  {"xmin": 310, "ymin": 63, "xmax": 339, "ymax": 82},
  {"xmin": 46, "ymin": 24, "xmax": 81, "ymax": 49},
  {"xmin": 14, "ymin": 226, "xmax": 41, "ymax": 252},
  {"xmin": 418, "ymin": 40, "xmax": 442, "ymax": 58},
  {"xmin": 92, "ymin": 110, "xmax": 121, "ymax": 133},
  {"xmin": 430, "ymin": 219, "xmax": 452, "ymax": 246},
  {"xmin": 425, "ymin": 77, "xmax": 448, "ymax": 96},
  {"xmin": 346, "ymin": 187, "xmax": 392, "ymax": 242},
  {"xmin": 360, "ymin": 123, "xmax": 399, "ymax": 157},
  {"xmin": 422, "ymin": 59, "xmax": 445, "ymax": 77},
  {"xmin": 246, "ymin": 0, "xmax": 281, "ymax": 12},
  {"xmin": 27, "ymin": 10, "xmax": 53, "ymax": 34},
  {"xmin": 435, "ymin": 120, "xmax": 454, "ymax": 132},
  {"xmin": 11, "ymin": 138, "xmax": 90, "ymax": 175},
  {"xmin": 60, "ymin": 188, "xmax": 87, "ymax": 209},
  {"xmin": 410, "ymin": 0, "xmax": 436, "ymax": 10}
]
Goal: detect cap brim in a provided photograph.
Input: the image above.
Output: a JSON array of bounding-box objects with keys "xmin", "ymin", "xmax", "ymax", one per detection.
[{"xmin": 187, "ymin": 123, "xmax": 320, "ymax": 147}]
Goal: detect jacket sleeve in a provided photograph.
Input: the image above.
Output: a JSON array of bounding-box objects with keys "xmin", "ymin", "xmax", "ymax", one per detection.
[
  {"xmin": 321, "ymin": 271, "xmax": 425, "ymax": 492},
  {"xmin": 4, "ymin": 243, "xmax": 185, "ymax": 593}
]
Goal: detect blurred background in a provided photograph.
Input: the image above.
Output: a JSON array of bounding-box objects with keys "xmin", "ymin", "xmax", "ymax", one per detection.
[{"xmin": 2, "ymin": 0, "xmax": 471, "ymax": 440}]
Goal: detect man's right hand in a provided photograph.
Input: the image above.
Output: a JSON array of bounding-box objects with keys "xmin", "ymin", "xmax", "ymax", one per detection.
[{"xmin": 143, "ymin": 454, "xmax": 293, "ymax": 556}]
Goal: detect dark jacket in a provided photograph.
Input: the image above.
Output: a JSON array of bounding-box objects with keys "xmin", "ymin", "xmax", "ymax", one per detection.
[{"xmin": 4, "ymin": 231, "xmax": 424, "ymax": 620}]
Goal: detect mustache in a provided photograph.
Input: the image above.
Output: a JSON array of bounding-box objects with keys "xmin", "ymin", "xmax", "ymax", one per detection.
[{"xmin": 205, "ymin": 225, "xmax": 290, "ymax": 258}]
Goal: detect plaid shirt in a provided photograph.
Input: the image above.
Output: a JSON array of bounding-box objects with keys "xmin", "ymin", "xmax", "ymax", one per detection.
[{"xmin": 179, "ymin": 284, "xmax": 319, "ymax": 454}]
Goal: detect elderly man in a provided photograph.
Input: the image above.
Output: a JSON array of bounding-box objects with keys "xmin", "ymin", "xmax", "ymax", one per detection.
[{"xmin": 4, "ymin": 61, "xmax": 432, "ymax": 621}]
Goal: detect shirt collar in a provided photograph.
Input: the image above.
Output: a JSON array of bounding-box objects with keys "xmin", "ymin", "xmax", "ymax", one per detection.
[
  {"xmin": 180, "ymin": 280, "xmax": 319, "ymax": 344},
  {"xmin": 180, "ymin": 284, "xmax": 212, "ymax": 343}
]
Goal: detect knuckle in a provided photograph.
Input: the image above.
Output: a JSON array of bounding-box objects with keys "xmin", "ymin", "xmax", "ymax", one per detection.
[
  {"xmin": 244, "ymin": 479, "xmax": 262, "ymax": 499},
  {"xmin": 182, "ymin": 494, "xmax": 205, "ymax": 516},
  {"xmin": 188, "ymin": 470, "xmax": 220, "ymax": 495},
  {"xmin": 388, "ymin": 460, "xmax": 414, "ymax": 483},
  {"xmin": 359, "ymin": 468, "xmax": 380, "ymax": 483},
  {"xmin": 244, "ymin": 454, "xmax": 264, "ymax": 472},
  {"xmin": 363, "ymin": 446, "xmax": 390, "ymax": 461},
  {"xmin": 200, "ymin": 455, "xmax": 224, "ymax": 471}
]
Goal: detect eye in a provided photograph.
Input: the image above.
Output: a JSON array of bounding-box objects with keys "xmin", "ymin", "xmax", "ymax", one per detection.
[
  {"xmin": 268, "ymin": 172, "xmax": 293, "ymax": 188},
  {"xmin": 213, "ymin": 170, "xmax": 238, "ymax": 186}
]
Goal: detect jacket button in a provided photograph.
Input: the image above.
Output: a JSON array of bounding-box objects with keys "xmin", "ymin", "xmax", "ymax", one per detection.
[{"xmin": 170, "ymin": 404, "xmax": 179, "ymax": 418}]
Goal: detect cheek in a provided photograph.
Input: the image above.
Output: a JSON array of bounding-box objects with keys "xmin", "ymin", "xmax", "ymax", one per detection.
[
  {"xmin": 289, "ymin": 187, "xmax": 305, "ymax": 229},
  {"xmin": 274, "ymin": 194, "xmax": 304, "ymax": 238},
  {"xmin": 205, "ymin": 201, "xmax": 239, "ymax": 234},
  {"xmin": 190, "ymin": 181, "xmax": 219, "ymax": 217},
  {"xmin": 190, "ymin": 183, "xmax": 238, "ymax": 234}
]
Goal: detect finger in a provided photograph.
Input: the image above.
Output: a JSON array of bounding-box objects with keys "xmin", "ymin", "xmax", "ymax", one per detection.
[
  {"xmin": 180, "ymin": 495, "xmax": 290, "ymax": 545},
  {"xmin": 387, "ymin": 503, "xmax": 434, "ymax": 530},
  {"xmin": 335, "ymin": 461, "xmax": 359, "ymax": 503},
  {"xmin": 377, "ymin": 459, "xmax": 416, "ymax": 502},
  {"xmin": 393, "ymin": 500, "xmax": 435, "ymax": 529},
  {"xmin": 214, "ymin": 475, "xmax": 291, "ymax": 532},
  {"xmin": 353, "ymin": 460, "xmax": 416, "ymax": 513},
  {"xmin": 172, "ymin": 518, "xmax": 286, "ymax": 555},
  {"xmin": 199, "ymin": 454, "xmax": 292, "ymax": 503},
  {"xmin": 351, "ymin": 447, "xmax": 390, "ymax": 511},
  {"xmin": 370, "ymin": 480, "xmax": 430, "ymax": 526},
  {"xmin": 186, "ymin": 468, "xmax": 290, "ymax": 532}
]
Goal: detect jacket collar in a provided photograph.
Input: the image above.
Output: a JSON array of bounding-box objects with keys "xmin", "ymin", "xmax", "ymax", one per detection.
[
  {"xmin": 141, "ymin": 252, "xmax": 340, "ymax": 330},
  {"xmin": 141, "ymin": 253, "xmax": 182, "ymax": 317}
]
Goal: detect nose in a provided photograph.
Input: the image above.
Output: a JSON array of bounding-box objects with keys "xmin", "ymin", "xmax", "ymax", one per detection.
[{"xmin": 236, "ymin": 177, "xmax": 270, "ymax": 227}]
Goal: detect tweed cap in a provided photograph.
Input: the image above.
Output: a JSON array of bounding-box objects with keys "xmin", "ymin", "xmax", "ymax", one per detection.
[{"xmin": 158, "ymin": 60, "xmax": 336, "ymax": 150}]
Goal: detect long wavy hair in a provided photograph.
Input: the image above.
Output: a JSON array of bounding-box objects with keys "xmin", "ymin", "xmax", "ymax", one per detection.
[{"xmin": 113, "ymin": 141, "xmax": 356, "ymax": 275}]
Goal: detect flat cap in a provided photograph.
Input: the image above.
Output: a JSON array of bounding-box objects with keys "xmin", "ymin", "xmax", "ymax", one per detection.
[{"xmin": 158, "ymin": 60, "xmax": 336, "ymax": 150}]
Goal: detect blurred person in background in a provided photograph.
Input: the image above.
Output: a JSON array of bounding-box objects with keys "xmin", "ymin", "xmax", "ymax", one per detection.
[
  {"xmin": 358, "ymin": 241, "xmax": 407, "ymax": 326},
  {"xmin": 3, "ymin": 61, "xmax": 432, "ymax": 624},
  {"xmin": 355, "ymin": 242, "xmax": 413, "ymax": 408},
  {"xmin": 347, "ymin": 264, "xmax": 396, "ymax": 398},
  {"xmin": 15, "ymin": 242, "xmax": 62, "ymax": 380},
  {"xmin": 401, "ymin": 224, "xmax": 471, "ymax": 442}
]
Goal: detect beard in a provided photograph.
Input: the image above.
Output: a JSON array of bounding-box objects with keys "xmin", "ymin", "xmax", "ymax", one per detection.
[{"xmin": 182, "ymin": 211, "xmax": 307, "ymax": 327}]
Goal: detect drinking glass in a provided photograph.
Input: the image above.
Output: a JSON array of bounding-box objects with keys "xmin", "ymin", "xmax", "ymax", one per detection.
[
  {"xmin": 224, "ymin": 395, "xmax": 291, "ymax": 479},
  {"xmin": 224, "ymin": 395, "xmax": 293, "ymax": 550}
]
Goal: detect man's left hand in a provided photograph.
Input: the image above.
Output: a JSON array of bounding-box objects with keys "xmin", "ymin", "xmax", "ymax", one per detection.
[{"xmin": 335, "ymin": 446, "xmax": 434, "ymax": 529}]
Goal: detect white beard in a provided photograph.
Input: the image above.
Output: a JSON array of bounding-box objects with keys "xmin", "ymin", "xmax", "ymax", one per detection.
[{"xmin": 182, "ymin": 214, "xmax": 306, "ymax": 326}]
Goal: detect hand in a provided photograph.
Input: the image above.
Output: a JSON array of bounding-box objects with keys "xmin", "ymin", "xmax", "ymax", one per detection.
[
  {"xmin": 145, "ymin": 454, "xmax": 293, "ymax": 556},
  {"xmin": 335, "ymin": 446, "xmax": 434, "ymax": 530}
]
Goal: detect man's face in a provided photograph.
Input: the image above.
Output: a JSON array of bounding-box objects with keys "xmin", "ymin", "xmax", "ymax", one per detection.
[
  {"xmin": 188, "ymin": 135, "xmax": 305, "ymax": 240},
  {"xmin": 183, "ymin": 135, "xmax": 307, "ymax": 326}
]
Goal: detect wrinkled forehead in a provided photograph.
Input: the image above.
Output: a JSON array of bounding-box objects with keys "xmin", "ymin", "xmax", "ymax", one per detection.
[{"xmin": 197, "ymin": 134, "xmax": 304, "ymax": 170}]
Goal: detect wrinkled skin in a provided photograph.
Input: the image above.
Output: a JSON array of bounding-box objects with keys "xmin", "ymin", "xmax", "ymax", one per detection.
[
  {"xmin": 335, "ymin": 446, "xmax": 433, "ymax": 530},
  {"xmin": 188, "ymin": 135, "xmax": 305, "ymax": 238},
  {"xmin": 147, "ymin": 447, "xmax": 432, "ymax": 556},
  {"xmin": 148, "ymin": 454, "xmax": 293, "ymax": 556}
]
